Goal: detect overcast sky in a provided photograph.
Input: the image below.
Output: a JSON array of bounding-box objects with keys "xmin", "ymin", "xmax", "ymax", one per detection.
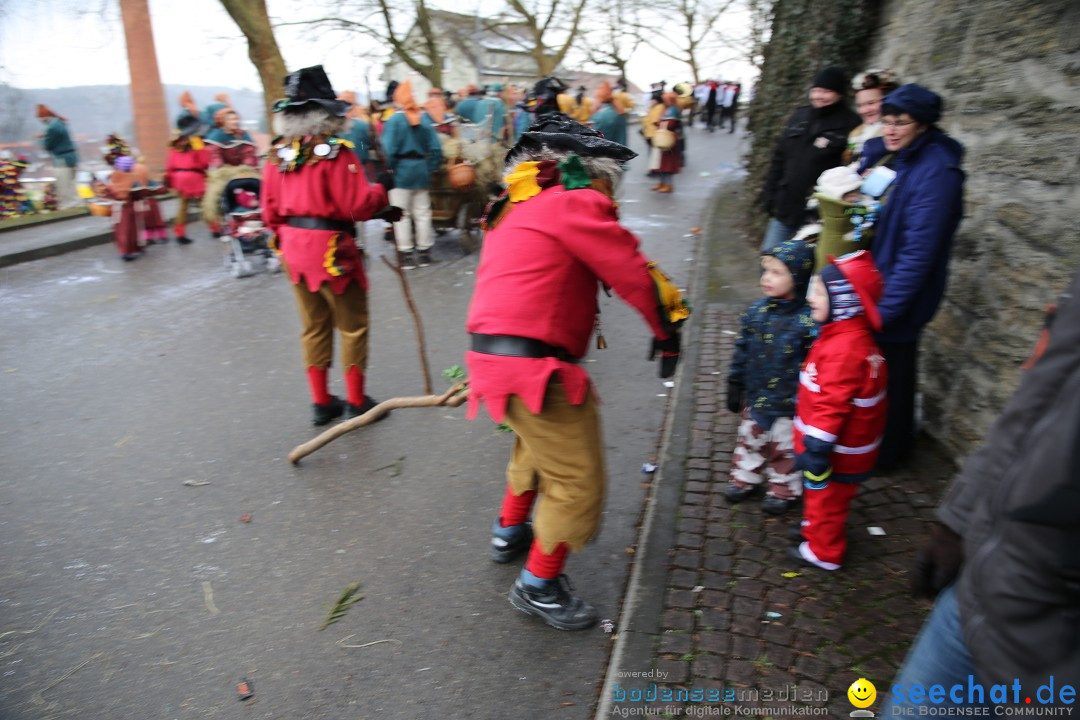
[{"xmin": 0, "ymin": 0, "xmax": 756, "ymax": 93}]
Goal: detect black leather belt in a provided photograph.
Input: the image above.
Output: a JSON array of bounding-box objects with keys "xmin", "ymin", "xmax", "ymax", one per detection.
[
  {"xmin": 394, "ymin": 152, "xmax": 424, "ymax": 159},
  {"xmin": 471, "ymin": 334, "xmax": 578, "ymax": 362},
  {"xmin": 286, "ymin": 216, "xmax": 356, "ymax": 236}
]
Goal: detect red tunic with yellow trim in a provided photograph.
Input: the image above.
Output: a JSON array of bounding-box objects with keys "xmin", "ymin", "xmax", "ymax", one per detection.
[
  {"xmin": 465, "ymin": 183, "xmax": 674, "ymax": 423},
  {"xmin": 793, "ymin": 316, "xmax": 888, "ymax": 476},
  {"xmin": 261, "ymin": 146, "xmax": 388, "ymax": 294}
]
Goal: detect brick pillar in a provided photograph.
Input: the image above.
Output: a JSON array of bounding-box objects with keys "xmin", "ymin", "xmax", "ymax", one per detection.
[{"xmin": 120, "ymin": 0, "xmax": 169, "ymax": 179}]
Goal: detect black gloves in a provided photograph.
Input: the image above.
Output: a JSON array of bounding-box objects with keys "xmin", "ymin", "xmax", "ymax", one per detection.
[
  {"xmin": 911, "ymin": 522, "xmax": 964, "ymax": 598},
  {"xmin": 650, "ymin": 331, "xmax": 681, "ymax": 379},
  {"xmin": 375, "ymin": 169, "xmax": 395, "ymax": 191},
  {"xmin": 373, "ymin": 205, "xmax": 404, "ymax": 223},
  {"xmin": 726, "ymin": 379, "xmax": 744, "ymax": 414}
]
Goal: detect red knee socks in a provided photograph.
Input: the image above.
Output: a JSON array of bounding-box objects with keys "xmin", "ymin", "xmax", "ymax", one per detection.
[
  {"xmin": 525, "ymin": 541, "xmax": 569, "ymax": 580},
  {"xmin": 499, "ymin": 486, "xmax": 537, "ymax": 528},
  {"xmin": 344, "ymin": 366, "xmax": 365, "ymax": 406},
  {"xmin": 306, "ymin": 366, "xmax": 331, "ymax": 405}
]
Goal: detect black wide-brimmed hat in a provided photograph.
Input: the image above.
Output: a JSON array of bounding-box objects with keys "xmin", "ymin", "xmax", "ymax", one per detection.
[
  {"xmin": 176, "ymin": 111, "xmax": 203, "ymax": 137},
  {"xmin": 509, "ymin": 112, "xmax": 637, "ymax": 163},
  {"xmin": 273, "ymin": 65, "xmax": 351, "ymax": 117}
]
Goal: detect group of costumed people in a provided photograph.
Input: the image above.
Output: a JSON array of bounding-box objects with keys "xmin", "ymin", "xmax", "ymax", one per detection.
[
  {"xmin": 260, "ymin": 66, "xmax": 687, "ymax": 631},
  {"xmin": 98, "ymin": 133, "xmax": 168, "ymax": 260}
]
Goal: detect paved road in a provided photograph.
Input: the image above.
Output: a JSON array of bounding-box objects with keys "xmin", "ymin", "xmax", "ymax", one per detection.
[{"xmin": 0, "ymin": 127, "xmax": 746, "ymax": 719}]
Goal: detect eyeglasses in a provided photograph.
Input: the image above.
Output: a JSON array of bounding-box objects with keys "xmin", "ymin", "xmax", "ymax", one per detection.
[{"xmin": 882, "ymin": 119, "xmax": 917, "ymax": 129}]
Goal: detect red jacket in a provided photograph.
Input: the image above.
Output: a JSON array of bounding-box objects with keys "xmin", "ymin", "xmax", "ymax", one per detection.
[
  {"xmin": 164, "ymin": 140, "xmax": 210, "ymax": 199},
  {"xmin": 465, "ymin": 185, "xmax": 672, "ymax": 422},
  {"xmin": 793, "ymin": 316, "xmax": 887, "ymax": 477},
  {"xmin": 261, "ymin": 147, "xmax": 388, "ymax": 294}
]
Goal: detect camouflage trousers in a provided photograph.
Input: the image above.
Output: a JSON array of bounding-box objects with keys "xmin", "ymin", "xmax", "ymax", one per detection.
[{"xmin": 729, "ymin": 410, "xmax": 802, "ymax": 499}]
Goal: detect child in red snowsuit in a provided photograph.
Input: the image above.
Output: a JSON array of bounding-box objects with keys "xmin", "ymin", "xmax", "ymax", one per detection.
[{"xmin": 789, "ymin": 250, "xmax": 887, "ymax": 570}]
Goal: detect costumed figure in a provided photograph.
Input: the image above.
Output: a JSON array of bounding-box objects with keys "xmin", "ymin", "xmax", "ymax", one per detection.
[
  {"xmin": 164, "ymin": 93, "xmax": 210, "ymax": 244},
  {"xmin": 612, "ymin": 79, "xmax": 634, "ymax": 116},
  {"xmin": 590, "ymin": 81, "xmax": 627, "ymax": 146},
  {"xmin": 648, "ymin": 92, "xmax": 682, "ymax": 193},
  {"xmin": 570, "ymin": 85, "xmax": 594, "ymax": 123},
  {"xmin": 104, "ymin": 155, "xmax": 145, "ymax": 261},
  {"xmin": 106, "ymin": 135, "xmax": 167, "ymax": 245},
  {"xmin": 203, "ymin": 105, "xmax": 259, "ymax": 238},
  {"xmin": 454, "ymin": 84, "xmax": 483, "ymax": 124},
  {"xmin": 0, "ymin": 154, "xmax": 33, "ymax": 218},
  {"xmin": 466, "ymin": 113, "xmax": 689, "ymax": 630},
  {"xmin": 261, "ymin": 65, "xmax": 399, "ymax": 425},
  {"xmin": 422, "ymin": 87, "xmax": 454, "ymax": 137},
  {"xmin": 640, "ymin": 91, "xmax": 665, "ymax": 177},
  {"xmin": 338, "ymin": 91, "xmax": 377, "ymax": 181},
  {"xmin": 381, "ymin": 80, "xmax": 443, "ymax": 269},
  {"xmin": 36, "ymin": 104, "xmax": 80, "ymax": 209},
  {"xmin": 474, "ymin": 84, "xmax": 509, "ymax": 144},
  {"xmin": 200, "ymin": 93, "xmax": 231, "ymax": 131}
]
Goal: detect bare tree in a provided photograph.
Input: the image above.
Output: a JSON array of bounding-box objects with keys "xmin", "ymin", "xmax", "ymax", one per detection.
[
  {"xmin": 0, "ymin": 82, "xmax": 30, "ymax": 142},
  {"xmin": 275, "ymin": 0, "xmax": 445, "ymax": 89},
  {"xmin": 485, "ymin": 0, "xmax": 591, "ymax": 76},
  {"xmin": 580, "ymin": 0, "xmax": 645, "ymax": 80},
  {"xmin": 637, "ymin": 0, "xmax": 741, "ymax": 84},
  {"xmin": 219, "ymin": 0, "xmax": 288, "ymax": 124}
]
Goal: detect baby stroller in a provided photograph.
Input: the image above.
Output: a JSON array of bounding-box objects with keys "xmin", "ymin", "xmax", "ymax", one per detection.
[{"xmin": 220, "ymin": 177, "xmax": 280, "ymax": 278}]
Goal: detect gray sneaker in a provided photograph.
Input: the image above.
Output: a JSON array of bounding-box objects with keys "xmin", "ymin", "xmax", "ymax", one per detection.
[
  {"xmin": 509, "ymin": 575, "xmax": 598, "ymax": 631},
  {"xmin": 397, "ymin": 250, "xmax": 416, "ymax": 270},
  {"xmin": 417, "ymin": 248, "xmax": 433, "ymax": 267}
]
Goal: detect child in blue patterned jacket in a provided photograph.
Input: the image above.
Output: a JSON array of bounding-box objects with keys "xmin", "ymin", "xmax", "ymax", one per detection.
[{"xmin": 724, "ymin": 239, "xmax": 817, "ymax": 515}]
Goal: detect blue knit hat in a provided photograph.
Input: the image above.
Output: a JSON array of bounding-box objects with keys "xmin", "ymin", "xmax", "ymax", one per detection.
[{"xmin": 882, "ymin": 84, "xmax": 942, "ymax": 125}]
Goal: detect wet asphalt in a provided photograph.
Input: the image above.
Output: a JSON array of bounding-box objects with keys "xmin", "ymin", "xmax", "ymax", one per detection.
[{"xmin": 0, "ymin": 125, "xmax": 746, "ymax": 720}]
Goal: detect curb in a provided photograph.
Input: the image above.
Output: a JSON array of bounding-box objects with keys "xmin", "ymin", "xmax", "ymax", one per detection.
[
  {"xmin": 594, "ymin": 179, "xmax": 731, "ymax": 719},
  {"xmin": 0, "ymin": 205, "xmax": 201, "ymax": 269}
]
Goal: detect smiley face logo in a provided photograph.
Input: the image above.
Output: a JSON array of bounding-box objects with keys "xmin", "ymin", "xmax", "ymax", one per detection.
[{"xmin": 848, "ymin": 678, "xmax": 877, "ymax": 709}]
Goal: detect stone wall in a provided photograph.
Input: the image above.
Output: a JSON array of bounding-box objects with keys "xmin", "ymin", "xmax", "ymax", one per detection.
[{"xmin": 866, "ymin": 0, "xmax": 1080, "ymax": 459}]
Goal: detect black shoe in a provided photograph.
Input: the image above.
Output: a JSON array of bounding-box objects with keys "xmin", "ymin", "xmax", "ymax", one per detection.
[
  {"xmin": 176, "ymin": 236, "xmax": 193, "ymax": 245},
  {"xmin": 345, "ymin": 395, "xmax": 389, "ymax": 422},
  {"xmin": 787, "ymin": 524, "xmax": 806, "ymax": 542},
  {"xmin": 397, "ymin": 250, "xmax": 416, "ymax": 270},
  {"xmin": 761, "ymin": 494, "xmax": 797, "ymax": 516},
  {"xmin": 312, "ymin": 396, "xmax": 345, "ymax": 426},
  {"xmin": 509, "ymin": 575, "xmax": 598, "ymax": 631},
  {"xmin": 722, "ymin": 483, "xmax": 762, "ymax": 503},
  {"xmin": 491, "ymin": 521, "xmax": 532, "ymax": 564},
  {"xmin": 416, "ymin": 249, "xmax": 433, "ymax": 267},
  {"xmin": 121, "ymin": 253, "xmax": 138, "ymax": 262}
]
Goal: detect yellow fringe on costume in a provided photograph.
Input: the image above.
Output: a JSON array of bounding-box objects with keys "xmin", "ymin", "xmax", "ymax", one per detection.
[{"xmin": 202, "ymin": 164, "xmax": 261, "ymax": 226}]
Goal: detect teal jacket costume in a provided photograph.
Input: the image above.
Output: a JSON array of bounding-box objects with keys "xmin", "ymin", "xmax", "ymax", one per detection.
[
  {"xmin": 381, "ymin": 112, "xmax": 442, "ymax": 190},
  {"xmin": 42, "ymin": 118, "xmax": 78, "ymax": 168}
]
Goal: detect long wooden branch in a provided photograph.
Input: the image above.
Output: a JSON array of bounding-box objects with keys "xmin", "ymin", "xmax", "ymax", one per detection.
[
  {"xmin": 288, "ymin": 383, "xmax": 469, "ymax": 464},
  {"xmin": 381, "ymin": 255, "xmax": 433, "ymax": 395}
]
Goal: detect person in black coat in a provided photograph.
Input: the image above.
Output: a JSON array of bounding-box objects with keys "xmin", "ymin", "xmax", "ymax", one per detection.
[{"xmin": 760, "ymin": 66, "xmax": 861, "ymax": 251}]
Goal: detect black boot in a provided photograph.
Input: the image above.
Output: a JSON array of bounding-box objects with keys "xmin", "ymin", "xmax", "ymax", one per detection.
[
  {"xmin": 345, "ymin": 395, "xmax": 389, "ymax": 422},
  {"xmin": 491, "ymin": 520, "xmax": 532, "ymax": 563},
  {"xmin": 509, "ymin": 575, "xmax": 598, "ymax": 631},
  {"xmin": 761, "ymin": 494, "xmax": 797, "ymax": 516},
  {"xmin": 312, "ymin": 396, "xmax": 345, "ymax": 426}
]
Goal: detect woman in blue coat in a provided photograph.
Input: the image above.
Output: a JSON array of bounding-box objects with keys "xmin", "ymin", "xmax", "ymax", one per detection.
[{"xmin": 858, "ymin": 84, "xmax": 965, "ymax": 466}]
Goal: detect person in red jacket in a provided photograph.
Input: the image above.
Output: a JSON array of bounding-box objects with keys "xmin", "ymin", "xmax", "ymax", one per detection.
[
  {"xmin": 261, "ymin": 65, "xmax": 400, "ymax": 425},
  {"xmin": 164, "ymin": 94, "xmax": 209, "ymax": 244},
  {"xmin": 790, "ymin": 250, "xmax": 887, "ymax": 570},
  {"xmin": 465, "ymin": 113, "xmax": 689, "ymax": 630}
]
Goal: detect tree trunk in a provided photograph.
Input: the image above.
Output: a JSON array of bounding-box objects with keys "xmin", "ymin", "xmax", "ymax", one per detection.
[
  {"xmin": 119, "ymin": 0, "xmax": 170, "ymax": 178},
  {"xmin": 220, "ymin": 0, "xmax": 288, "ymax": 128}
]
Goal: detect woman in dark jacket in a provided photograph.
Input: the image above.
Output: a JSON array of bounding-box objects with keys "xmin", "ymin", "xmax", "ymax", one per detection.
[
  {"xmin": 858, "ymin": 83, "xmax": 965, "ymax": 466},
  {"xmin": 760, "ymin": 66, "xmax": 860, "ymax": 251}
]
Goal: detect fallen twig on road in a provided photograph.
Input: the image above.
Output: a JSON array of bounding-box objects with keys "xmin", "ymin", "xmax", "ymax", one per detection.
[
  {"xmin": 336, "ymin": 635, "xmax": 401, "ymax": 649},
  {"xmin": 287, "ymin": 382, "xmax": 469, "ymax": 464}
]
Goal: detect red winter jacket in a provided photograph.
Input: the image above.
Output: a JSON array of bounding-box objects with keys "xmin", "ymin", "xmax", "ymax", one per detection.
[
  {"xmin": 793, "ymin": 315, "xmax": 887, "ymax": 479},
  {"xmin": 164, "ymin": 142, "xmax": 210, "ymax": 199}
]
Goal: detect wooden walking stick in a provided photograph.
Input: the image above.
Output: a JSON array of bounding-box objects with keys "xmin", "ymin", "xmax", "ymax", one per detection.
[
  {"xmin": 288, "ymin": 382, "xmax": 469, "ymax": 464},
  {"xmin": 286, "ymin": 251, "xmax": 458, "ymax": 464},
  {"xmin": 382, "ymin": 254, "xmax": 433, "ymax": 395}
]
